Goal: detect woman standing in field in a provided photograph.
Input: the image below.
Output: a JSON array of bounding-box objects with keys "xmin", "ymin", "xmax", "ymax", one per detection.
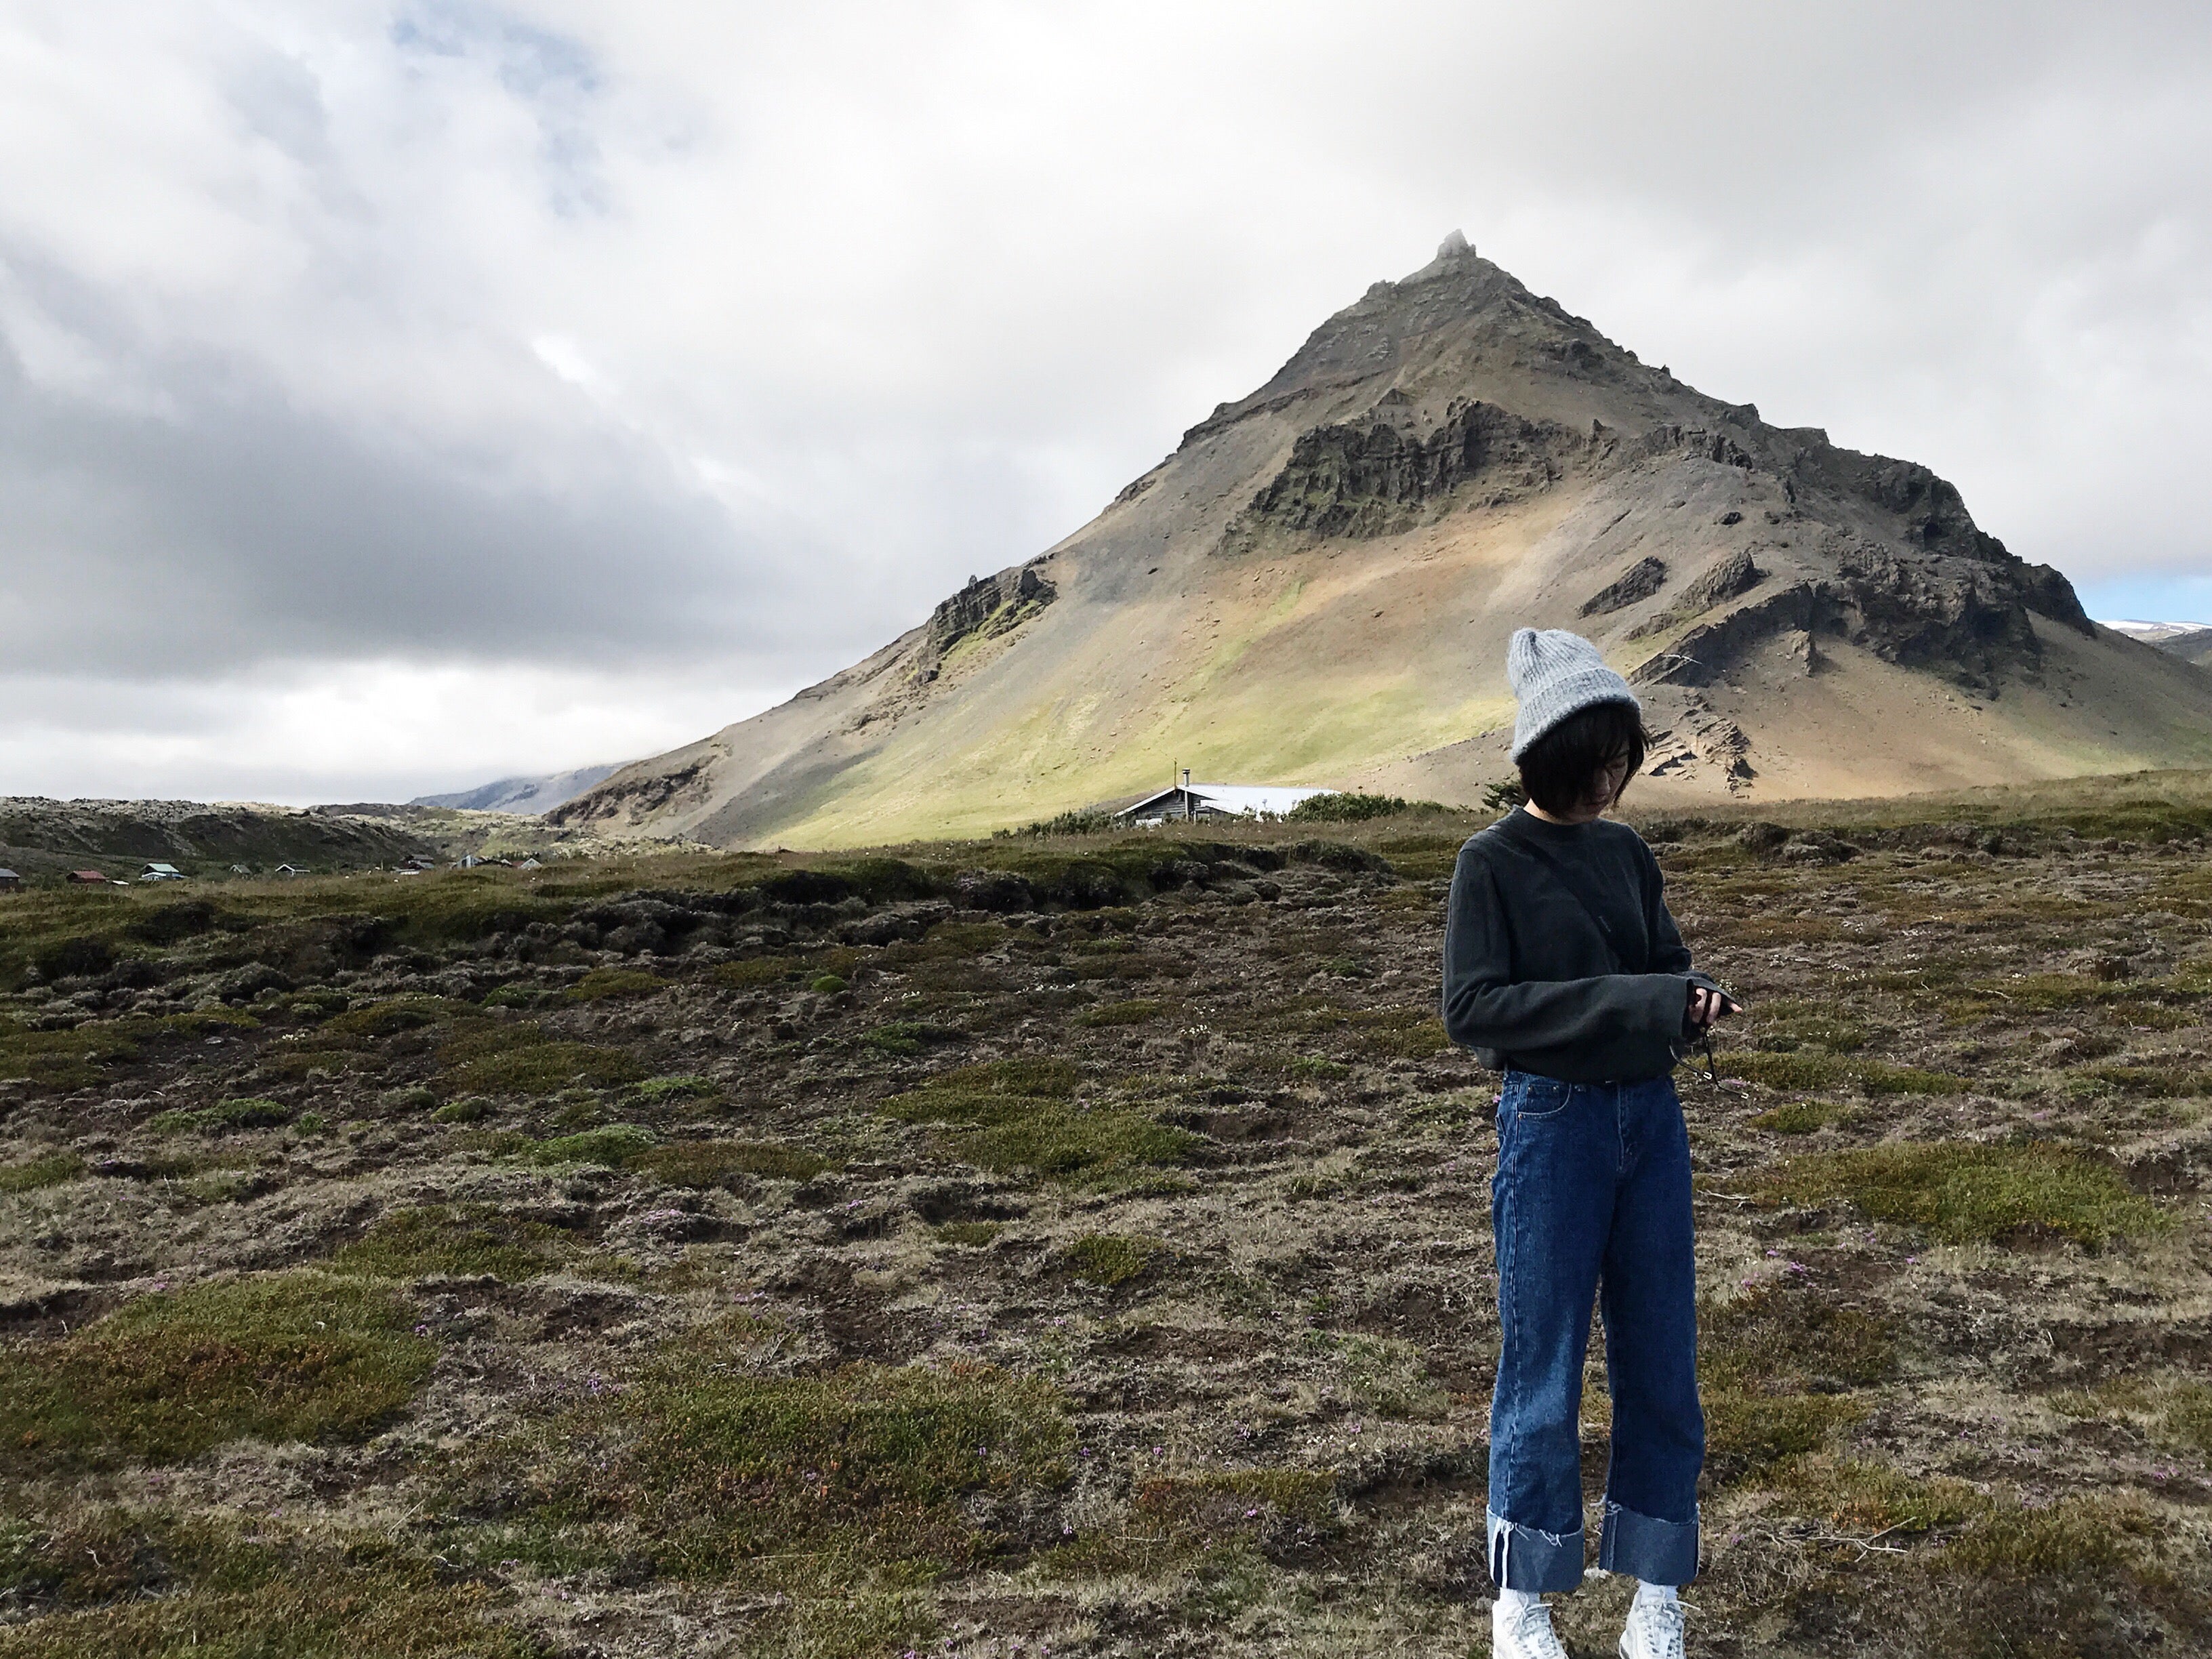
[{"xmin": 1441, "ymin": 629, "xmax": 1736, "ymax": 1659}]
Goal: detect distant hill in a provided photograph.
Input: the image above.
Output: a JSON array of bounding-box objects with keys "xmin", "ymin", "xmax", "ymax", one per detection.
[
  {"xmin": 2157, "ymin": 629, "xmax": 2212, "ymax": 670},
  {"xmin": 411, "ymin": 764, "xmax": 618, "ymax": 815},
  {"xmin": 2100, "ymin": 620, "xmax": 2212, "ymax": 670},
  {"xmin": 0, "ymin": 798, "xmax": 439, "ymax": 880},
  {"xmin": 552, "ymin": 234, "xmax": 2212, "ymax": 849}
]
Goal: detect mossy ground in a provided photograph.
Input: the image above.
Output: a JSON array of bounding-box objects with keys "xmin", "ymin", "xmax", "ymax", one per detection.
[{"xmin": 3, "ymin": 785, "xmax": 2211, "ymax": 1653}]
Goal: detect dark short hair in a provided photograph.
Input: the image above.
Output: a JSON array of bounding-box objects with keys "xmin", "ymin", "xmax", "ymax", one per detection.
[{"xmin": 1516, "ymin": 700, "xmax": 1650, "ymax": 815}]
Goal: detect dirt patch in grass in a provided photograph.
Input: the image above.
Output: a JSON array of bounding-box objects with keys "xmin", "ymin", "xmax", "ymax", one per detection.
[
  {"xmin": 1767, "ymin": 1142, "xmax": 2171, "ymax": 1247},
  {"xmin": 0, "ymin": 1273, "xmax": 435, "ymax": 1472}
]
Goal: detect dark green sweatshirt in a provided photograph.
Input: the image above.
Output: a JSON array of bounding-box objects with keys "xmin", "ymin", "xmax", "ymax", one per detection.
[{"xmin": 1441, "ymin": 808, "xmax": 1719, "ymax": 1084}]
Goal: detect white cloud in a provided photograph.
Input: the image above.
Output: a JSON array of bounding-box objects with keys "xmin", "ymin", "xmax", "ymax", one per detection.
[{"xmin": 0, "ymin": 1, "xmax": 2207, "ymax": 801}]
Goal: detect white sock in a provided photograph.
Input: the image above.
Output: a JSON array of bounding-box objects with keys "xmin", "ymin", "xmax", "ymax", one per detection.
[
  {"xmin": 1634, "ymin": 1580, "xmax": 1679, "ymax": 1607},
  {"xmin": 1496, "ymin": 1586, "xmax": 1541, "ymax": 1616}
]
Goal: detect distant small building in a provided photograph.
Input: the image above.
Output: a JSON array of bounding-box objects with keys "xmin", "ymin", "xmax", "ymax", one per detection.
[
  {"xmin": 1114, "ymin": 782, "xmax": 1334, "ymax": 825},
  {"xmin": 273, "ymin": 863, "xmax": 307, "ymax": 878},
  {"xmin": 0, "ymin": 869, "xmax": 20, "ymax": 893},
  {"xmin": 140, "ymin": 863, "xmax": 186, "ymax": 881},
  {"xmin": 517, "ymin": 857, "xmax": 543, "ymax": 870},
  {"xmin": 229, "ymin": 863, "xmax": 255, "ymax": 875},
  {"xmin": 65, "ymin": 869, "xmax": 108, "ymax": 884}
]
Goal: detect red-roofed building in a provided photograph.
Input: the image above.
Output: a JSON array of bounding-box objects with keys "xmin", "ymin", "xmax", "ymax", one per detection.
[{"xmin": 65, "ymin": 869, "xmax": 108, "ymax": 884}]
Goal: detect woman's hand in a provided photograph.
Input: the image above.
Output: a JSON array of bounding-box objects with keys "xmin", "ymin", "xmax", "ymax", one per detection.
[{"xmin": 1687, "ymin": 986, "xmax": 1738, "ymax": 1030}]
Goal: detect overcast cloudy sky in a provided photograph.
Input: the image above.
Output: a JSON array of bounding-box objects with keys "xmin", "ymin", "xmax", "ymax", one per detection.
[{"xmin": 1, "ymin": 1, "xmax": 2207, "ymax": 804}]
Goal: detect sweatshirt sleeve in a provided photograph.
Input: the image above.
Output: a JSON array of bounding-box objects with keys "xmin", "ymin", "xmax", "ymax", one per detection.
[
  {"xmin": 1642, "ymin": 844, "xmax": 1721, "ymax": 996},
  {"xmin": 1441, "ymin": 843, "xmax": 1692, "ymax": 1060}
]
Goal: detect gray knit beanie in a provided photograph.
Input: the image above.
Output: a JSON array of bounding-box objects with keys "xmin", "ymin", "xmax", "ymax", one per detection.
[{"xmin": 1507, "ymin": 628, "xmax": 1640, "ymax": 760}]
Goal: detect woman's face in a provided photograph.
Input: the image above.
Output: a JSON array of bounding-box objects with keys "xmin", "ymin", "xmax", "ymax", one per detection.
[{"xmin": 1559, "ymin": 751, "xmax": 1631, "ymax": 823}]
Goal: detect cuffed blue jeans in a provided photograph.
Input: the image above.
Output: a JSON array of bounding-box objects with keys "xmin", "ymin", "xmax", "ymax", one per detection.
[{"xmin": 1486, "ymin": 1069, "xmax": 1703, "ymax": 1591}]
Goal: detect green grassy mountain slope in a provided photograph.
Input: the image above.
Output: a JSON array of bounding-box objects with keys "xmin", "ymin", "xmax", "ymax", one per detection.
[{"xmin": 551, "ymin": 236, "xmax": 2212, "ymax": 848}]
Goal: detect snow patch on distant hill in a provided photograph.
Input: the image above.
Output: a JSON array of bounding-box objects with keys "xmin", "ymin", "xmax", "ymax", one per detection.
[
  {"xmin": 411, "ymin": 764, "xmax": 619, "ymax": 815},
  {"xmin": 2100, "ymin": 619, "xmax": 2212, "ymax": 640}
]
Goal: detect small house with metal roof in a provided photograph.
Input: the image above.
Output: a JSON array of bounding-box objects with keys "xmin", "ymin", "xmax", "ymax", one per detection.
[{"xmin": 1113, "ymin": 782, "xmax": 1334, "ymax": 825}]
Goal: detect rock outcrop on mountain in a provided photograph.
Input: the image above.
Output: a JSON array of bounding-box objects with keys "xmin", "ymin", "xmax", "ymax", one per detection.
[{"xmin": 552, "ymin": 237, "xmax": 2212, "ymax": 848}]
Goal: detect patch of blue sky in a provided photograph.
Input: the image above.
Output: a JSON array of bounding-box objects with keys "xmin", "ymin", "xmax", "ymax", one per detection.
[
  {"xmin": 2074, "ymin": 570, "xmax": 2212, "ymax": 629},
  {"xmin": 390, "ymin": 0, "xmax": 607, "ymax": 216}
]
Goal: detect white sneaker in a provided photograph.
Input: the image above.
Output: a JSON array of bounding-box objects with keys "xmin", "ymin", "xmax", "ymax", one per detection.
[
  {"xmin": 1492, "ymin": 1597, "xmax": 1570, "ymax": 1659},
  {"xmin": 1618, "ymin": 1593, "xmax": 1685, "ymax": 1659}
]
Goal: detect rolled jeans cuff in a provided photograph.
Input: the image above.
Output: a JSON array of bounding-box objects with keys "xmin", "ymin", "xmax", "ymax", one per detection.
[
  {"xmin": 1487, "ymin": 1509, "xmax": 1584, "ymax": 1593},
  {"xmin": 1598, "ymin": 1500, "xmax": 1699, "ymax": 1586}
]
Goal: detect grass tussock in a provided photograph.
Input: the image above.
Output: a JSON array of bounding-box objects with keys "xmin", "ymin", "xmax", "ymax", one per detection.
[
  {"xmin": 1768, "ymin": 1141, "xmax": 2169, "ymax": 1247},
  {"xmin": 1061, "ymin": 1233, "xmax": 1164, "ymax": 1287},
  {"xmin": 522, "ymin": 1123, "xmax": 657, "ymax": 1168},
  {"xmin": 1750, "ymin": 1099, "xmax": 1851, "ymax": 1134},
  {"xmin": 1052, "ymin": 1468, "xmax": 1339, "ymax": 1578},
  {"xmin": 0, "ymin": 1507, "xmax": 537, "ymax": 1658},
  {"xmin": 329, "ymin": 1204, "xmax": 577, "ymax": 1281},
  {"xmin": 1076, "ymin": 998, "xmax": 1165, "ymax": 1027},
  {"xmin": 437, "ymin": 1024, "xmax": 647, "ymax": 1096},
  {"xmin": 1722, "ymin": 1050, "xmax": 1969, "ymax": 1095},
  {"xmin": 560, "ymin": 966, "xmax": 668, "ymax": 1002},
  {"xmin": 1757, "ymin": 1463, "xmax": 2210, "ymax": 1658},
  {"xmin": 146, "ymin": 1097, "xmax": 290, "ymax": 1135},
  {"xmin": 632, "ymin": 1139, "xmax": 835, "ymax": 1187},
  {"xmin": 1698, "ymin": 1281, "xmax": 1896, "ymax": 1485},
  {"xmin": 0, "ymin": 1504, "xmax": 533, "ymax": 1659},
  {"xmin": 0, "ymin": 1273, "xmax": 434, "ymax": 1472},
  {"xmin": 878, "ymin": 1061, "xmax": 1197, "ymax": 1183},
  {"xmin": 453, "ymin": 1324, "xmax": 1071, "ymax": 1586},
  {"xmin": 0, "ymin": 1151, "xmax": 86, "ymax": 1191}
]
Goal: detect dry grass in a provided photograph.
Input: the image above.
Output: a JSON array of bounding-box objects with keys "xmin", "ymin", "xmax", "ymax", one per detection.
[{"xmin": 4, "ymin": 775, "xmax": 2212, "ymax": 1654}]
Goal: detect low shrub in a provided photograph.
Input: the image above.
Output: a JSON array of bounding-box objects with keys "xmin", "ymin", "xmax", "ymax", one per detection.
[
  {"xmin": 0, "ymin": 1509, "xmax": 535, "ymax": 1658},
  {"xmin": 559, "ymin": 967, "xmax": 668, "ymax": 1003},
  {"xmin": 1767, "ymin": 1142, "xmax": 2169, "ymax": 1246},
  {"xmin": 1062, "ymin": 1233, "xmax": 1162, "ymax": 1287},
  {"xmin": 523, "ymin": 1124, "xmax": 657, "ymax": 1168},
  {"xmin": 449, "ymin": 1329, "xmax": 1071, "ymax": 1584},
  {"xmin": 0, "ymin": 1273, "xmax": 435, "ymax": 1472},
  {"xmin": 438, "ymin": 1025, "xmax": 646, "ymax": 1096},
  {"xmin": 1287, "ymin": 793, "xmax": 1428, "ymax": 823},
  {"xmin": 879, "ymin": 1062, "xmax": 1195, "ymax": 1182},
  {"xmin": 0, "ymin": 1152, "xmax": 86, "ymax": 1192},
  {"xmin": 857, "ymin": 1020, "xmax": 966, "ymax": 1056}
]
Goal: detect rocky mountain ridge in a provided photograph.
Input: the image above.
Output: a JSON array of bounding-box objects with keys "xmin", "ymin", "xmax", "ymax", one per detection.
[{"xmin": 550, "ymin": 235, "xmax": 2212, "ymax": 848}]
